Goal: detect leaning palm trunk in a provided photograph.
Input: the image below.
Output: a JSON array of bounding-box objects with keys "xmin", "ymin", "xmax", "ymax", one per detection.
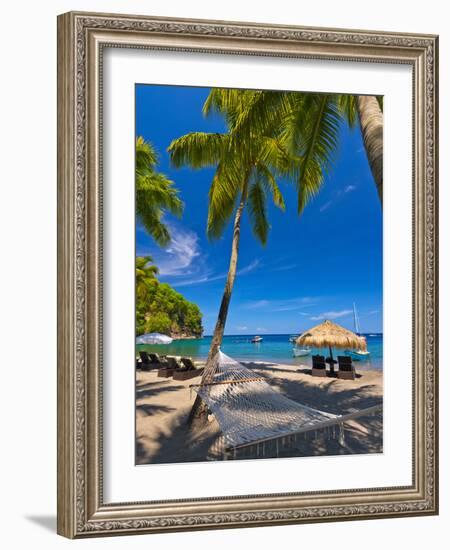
[
  {"xmin": 189, "ymin": 187, "xmax": 248, "ymax": 425},
  {"xmin": 357, "ymin": 95, "xmax": 383, "ymax": 204}
]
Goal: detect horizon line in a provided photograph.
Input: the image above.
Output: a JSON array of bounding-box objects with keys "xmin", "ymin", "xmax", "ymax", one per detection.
[{"xmin": 199, "ymin": 332, "xmax": 384, "ymax": 337}]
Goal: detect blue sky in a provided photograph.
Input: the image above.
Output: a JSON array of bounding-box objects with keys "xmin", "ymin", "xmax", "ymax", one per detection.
[{"xmin": 136, "ymin": 85, "xmax": 383, "ymax": 335}]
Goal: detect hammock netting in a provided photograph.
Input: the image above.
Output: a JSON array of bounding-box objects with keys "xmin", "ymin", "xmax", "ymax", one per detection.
[{"xmin": 192, "ymin": 351, "xmax": 365, "ymax": 458}]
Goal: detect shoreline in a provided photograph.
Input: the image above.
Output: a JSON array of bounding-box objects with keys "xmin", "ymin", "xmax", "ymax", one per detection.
[
  {"xmin": 137, "ymin": 351, "xmax": 383, "ymax": 371},
  {"xmin": 136, "ymin": 360, "xmax": 383, "ymax": 465}
]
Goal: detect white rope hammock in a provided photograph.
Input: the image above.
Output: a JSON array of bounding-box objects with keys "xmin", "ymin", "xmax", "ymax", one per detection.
[{"xmin": 191, "ymin": 351, "xmax": 381, "ymax": 459}]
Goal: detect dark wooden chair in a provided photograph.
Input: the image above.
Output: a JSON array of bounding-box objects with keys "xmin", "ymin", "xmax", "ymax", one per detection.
[
  {"xmin": 180, "ymin": 357, "xmax": 196, "ymax": 371},
  {"xmin": 139, "ymin": 351, "xmax": 156, "ymax": 371},
  {"xmin": 173, "ymin": 360, "xmax": 204, "ymax": 380},
  {"xmin": 157, "ymin": 356, "xmax": 182, "ymax": 378},
  {"xmin": 311, "ymin": 354, "xmax": 327, "ymax": 377},
  {"xmin": 337, "ymin": 356, "xmax": 356, "ymax": 380}
]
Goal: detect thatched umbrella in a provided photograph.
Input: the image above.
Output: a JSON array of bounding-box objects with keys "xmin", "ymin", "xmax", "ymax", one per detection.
[{"xmin": 296, "ymin": 319, "xmax": 366, "ymax": 373}]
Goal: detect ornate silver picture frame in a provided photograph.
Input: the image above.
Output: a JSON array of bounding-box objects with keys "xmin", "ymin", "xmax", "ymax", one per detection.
[{"xmin": 57, "ymin": 11, "xmax": 438, "ymax": 538}]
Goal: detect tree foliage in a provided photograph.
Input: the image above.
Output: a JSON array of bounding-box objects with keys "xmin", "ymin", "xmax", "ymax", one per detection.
[
  {"xmin": 136, "ymin": 137, "xmax": 183, "ymax": 247},
  {"xmin": 168, "ymin": 89, "xmax": 299, "ymax": 245},
  {"xmin": 136, "ymin": 256, "xmax": 203, "ymax": 337},
  {"xmin": 228, "ymin": 90, "xmax": 383, "ymax": 207}
]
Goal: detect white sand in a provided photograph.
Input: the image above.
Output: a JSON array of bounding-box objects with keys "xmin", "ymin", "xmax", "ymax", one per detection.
[{"xmin": 136, "ymin": 361, "xmax": 383, "ymax": 464}]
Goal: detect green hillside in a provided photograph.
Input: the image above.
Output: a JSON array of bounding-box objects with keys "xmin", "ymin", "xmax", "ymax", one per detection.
[{"xmin": 136, "ymin": 256, "xmax": 203, "ymax": 338}]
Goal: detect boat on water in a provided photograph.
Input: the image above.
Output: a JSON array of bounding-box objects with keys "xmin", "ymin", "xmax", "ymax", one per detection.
[
  {"xmin": 251, "ymin": 335, "xmax": 263, "ymax": 343},
  {"xmin": 345, "ymin": 303, "xmax": 371, "ymax": 361},
  {"xmin": 292, "ymin": 347, "xmax": 311, "ymax": 357},
  {"xmin": 289, "ymin": 334, "xmax": 300, "ymax": 343},
  {"xmin": 346, "ymin": 349, "xmax": 370, "ymax": 361}
]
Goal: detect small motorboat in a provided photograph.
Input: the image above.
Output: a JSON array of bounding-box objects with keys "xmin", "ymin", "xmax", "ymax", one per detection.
[
  {"xmin": 345, "ymin": 349, "xmax": 371, "ymax": 361},
  {"xmin": 251, "ymin": 335, "xmax": 263, "ymax": 343},
  {"xmin": 289, "ymin": 335, "xmax": 299, "ymax": 343},
  {"xmin": 293, "ymin": 347, "xmax": 311, "ymax": 357}
]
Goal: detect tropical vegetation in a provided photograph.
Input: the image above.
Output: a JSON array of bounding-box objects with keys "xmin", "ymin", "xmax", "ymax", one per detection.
[
  {"xmin": 227, "ymin": 91, "xmax": 383, "ymax": 204},
  {"xmin": 136, "ymin": 136, "xmax": 183, "ymax": 246},
  {"xmin": 136, "ymin": 256, "xmax": 203, "ymax": 338},
  {"xmin": 168, "ymin": 88, "xmax": 383, "ymax": 423},
  {"xmin": 168, "ymin": 89, "xmax": 308, "ymax": 420}
]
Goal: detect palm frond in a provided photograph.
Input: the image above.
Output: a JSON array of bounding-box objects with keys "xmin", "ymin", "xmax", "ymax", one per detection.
[
  {"xmin": 203, "ymin": 89, "xmax": 245, "ymax": 128},
  {"xmin": 337, "ymin": 94, "xmax": 358, "ymax": 128},
  {"xmin": 255, "ymin": 163, "xmax": 285, "ymax": 211},
  {"xmin": 136, "ymin": 172, "xmax": 183, "ymax": 217},
  {"xmin": 135, "ymin": 137, "xmax": 184, "ymax": 246},
  {"xmin": 292, "ymin": 95, "xmax": 342, "ymax": 213},
  {"xmin": 232, "ymin": 90, "xmax": 290, "ymax": 137},
  {"xmin": 206, "ymin": 163, "xmax": 242, "ymax": 239},
  {"xmin": 248, "ymin": 181, "xmax": 269, "ymax": 245},
  {"xmin": 168, "ymin": 132, "xmax": 229, "ymax": 169},
  {"xmin": 136, "ymin": 191, "xmax": 171, "ymax": 247},
  {"xmin": 376, "ymin": 95, "xmax": 383, "ymax": 111},
  {"xmin": 255, "ymin": 136, "xmax": 299, "ymax": 177},
  {"xmin": 136, "ymin": 255, "xmax": 155, "ymax": 270},
  {"xmin": 136, "ymin": 136, "xmax": 158, "ymax": 170}
]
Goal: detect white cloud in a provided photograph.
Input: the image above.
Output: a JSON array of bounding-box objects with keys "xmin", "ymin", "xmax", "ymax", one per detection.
[
  {"xmin": 153, "ymin": 225, "xmax": 201, "ymax": 276},
  {"xmin": 319, "ymin": 201, "xmax": 332, "ymax": 213},
  {"xmin": 237, "ymin": 259, "xmax": 260, "ymax": 275},
  {"xmin": 272, "ymin": 263, "xmax": 297, "ymax": 272},
  {"xmin": 318, "ymin": 185, "xmax": 357, "ymax": 214},
  {"xmin": 244, "ymin": 299, "xmax": 270, "ymax": 310},
  {"xmin": 235, "ymin": 325, "xmax": 248, "ymax": 331},
  {"xmin": 256, "ymin": 327, "xmax": 268, "ymax": 332},
  {"xmin": 344, "ymin": 184, "xmax": 357, "ymax": 193},
  {"xmin": 310, "ymin": 309, "xmax": 353, "ymax": 321},
  {"xmin": 244, "ymin": 297, "xmax": 317, "ymax": 312},
  {"xmin": 171, "ymin": 259, "xmax": 261, "ymax": 288}
]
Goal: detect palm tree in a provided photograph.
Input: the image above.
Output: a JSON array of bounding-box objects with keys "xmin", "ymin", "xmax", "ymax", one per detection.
[
  {"xmin": 136, "ymin": 255, "xmax": 158, "ymax": 299},
  {"xmin": 232, "ymin": 91, "xmax": 383, "ymax": 204},
  {"xmin": 168, "ymin": 89, "xmax": 303, "ymax": 423},
  {"xmin": 136, "ymin": 256, "xmax": 159, "ymax": 335},
  {"xmin": 136, "ymin": 136, "xmax": 183, "ymax": 246},
  {"xmin": 354, "ymin": 96, "xmax": 383, "ymax": 202}
]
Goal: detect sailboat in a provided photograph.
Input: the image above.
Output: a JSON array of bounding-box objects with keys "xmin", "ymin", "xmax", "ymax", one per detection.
[{"xmin": 345, "ymin": 303, "xmax": 371, "ymax": 361}]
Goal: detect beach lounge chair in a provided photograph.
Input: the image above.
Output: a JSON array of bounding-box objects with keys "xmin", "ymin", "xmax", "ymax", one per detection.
[
  {"xmin": 180, "ymin": 357, "xmax": 196, "ymax": 370},
  {"xmin": 311, "ymin": 355, "xmax": 327, "ymax": 377},
  {"xmin": 157, "ymin": 356, "xmax": 182, "ymax": 378},
  {"xmin": 173, "ymin": 357, "xmax": 204, "ymax": 380},
  {"xmin": 148, "ymin": 352, "xmax": 164, "ymax": 364},
  {"xmin": 139, "ymin": 351, "xmax": 162, "ymax": 371},
  {"xmin": 337, "ymin": 356, "xmax": 356, "ymax": 380}
]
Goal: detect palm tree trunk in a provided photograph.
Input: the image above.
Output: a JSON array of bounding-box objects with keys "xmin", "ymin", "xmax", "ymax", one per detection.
[
  {"xmin": 357, "ymin": 95, "xmax": 383, "ymax": 204},
  {"xmin": 189, "ymin": 183, "xmax": 249, "ymax": 426}
]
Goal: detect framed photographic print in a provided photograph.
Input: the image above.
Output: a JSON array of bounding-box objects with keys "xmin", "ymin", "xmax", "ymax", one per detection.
[{"xmin": 57, "ymin": 11, "xmax": 439, "ymax": 538}]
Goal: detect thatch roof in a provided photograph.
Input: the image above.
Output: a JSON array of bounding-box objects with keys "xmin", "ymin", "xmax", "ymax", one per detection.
[{"xmin": 296, "ymin": 319, "xmax": 366, "ymax": 350}]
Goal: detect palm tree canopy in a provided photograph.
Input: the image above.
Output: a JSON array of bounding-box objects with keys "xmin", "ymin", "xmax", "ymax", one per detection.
[
  {"xmin": 229, "ymin": 90, "xmax": 383, "ymax": 211},
  {"xmin": 136, "ymin": 136, "xmax": 183, "ymax": 247},
  {"xmin": 168, "ymin": 89, "xmax": 299, "ymax": 244},
  {"xmin": 296, "ymin": 319, "xmax": 366, "ymax": 350}
]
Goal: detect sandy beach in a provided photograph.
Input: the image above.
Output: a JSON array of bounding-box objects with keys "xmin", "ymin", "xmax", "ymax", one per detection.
[{"xmin": 136, "ymin": 360, "xmax": 383, "ymax": 465}]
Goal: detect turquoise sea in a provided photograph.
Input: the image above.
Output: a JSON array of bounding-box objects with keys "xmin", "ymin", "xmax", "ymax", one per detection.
[{"xmin": 137, "ymin": 333, "xmax": 383, "ymax": 371}]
